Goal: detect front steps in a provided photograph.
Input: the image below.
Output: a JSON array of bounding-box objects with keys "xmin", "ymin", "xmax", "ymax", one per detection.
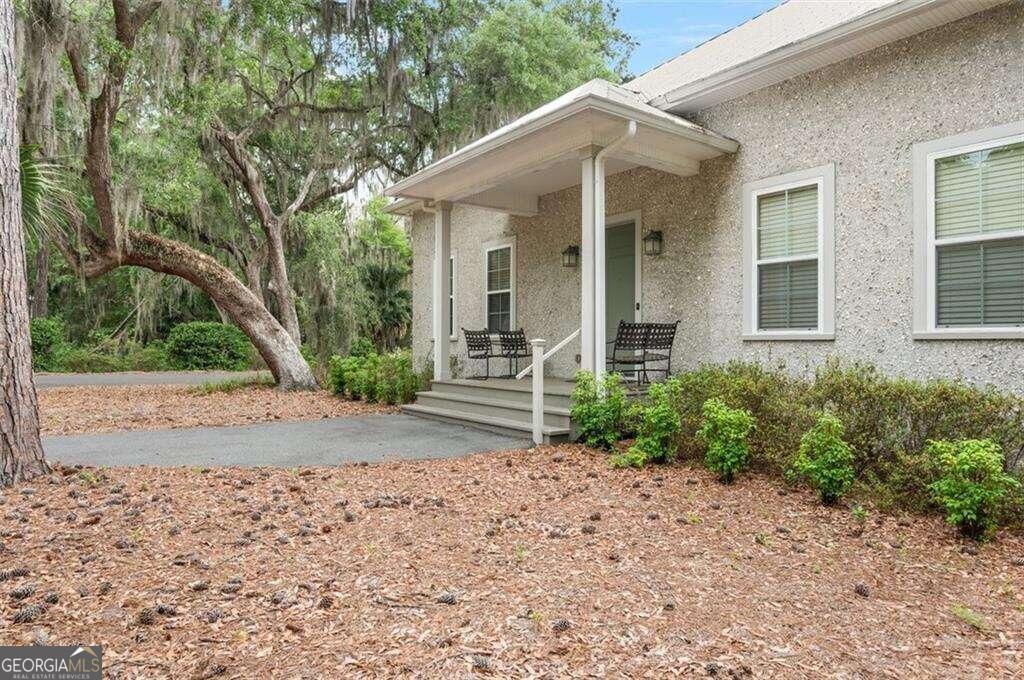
[{"xmin": 402, "ymin": 378, "xmax": 574, "ymax": 444}]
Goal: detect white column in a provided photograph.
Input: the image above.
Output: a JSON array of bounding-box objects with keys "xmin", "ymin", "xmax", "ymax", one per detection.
[
  {"xmin": 530, "ymin": 338, "xmax": 546, "ymax": 445},
  {"xmin": 432, "ymin": 202, "xmax": 452, "ymax": 382},
  {"xmin": 580, "ymin": 154, "xmax": 596, "ymax": 374},
  {"xmin": 593, "ymin": 155, "xmax": 607, "ymax": 375}
]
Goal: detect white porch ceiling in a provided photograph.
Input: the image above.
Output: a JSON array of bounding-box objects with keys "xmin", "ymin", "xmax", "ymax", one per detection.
[{"xmin": 385, "ymin": 79, "xmax": 738, "ymax": 216}]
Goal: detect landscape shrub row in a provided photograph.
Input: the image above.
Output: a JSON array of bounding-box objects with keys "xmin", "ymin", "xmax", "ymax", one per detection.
[
  {"xmin": 326, "ymin": 344, "xmax": 422, "ymax": 405},
  {"xmin": 572, "ymin": 360, "xmax": 1024, "ymax": 538},
  {"xmin": 30, "ymin": 318, "xmax": 253, "ymax": 372}
]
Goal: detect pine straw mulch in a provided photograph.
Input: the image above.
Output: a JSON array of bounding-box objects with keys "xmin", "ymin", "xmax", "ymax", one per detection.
[
  {"xmin": 38, "ymin": 385, "xmax": 396, "ymax": 436},
  {"xmin": 0, "ymin": 445, "xmax": 1021, "ymax": 678}
]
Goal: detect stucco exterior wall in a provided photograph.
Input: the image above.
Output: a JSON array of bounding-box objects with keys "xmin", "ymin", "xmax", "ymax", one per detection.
[{"xmin": 410, "ymin": 2, "xmax": 1024, "ymax": 391}]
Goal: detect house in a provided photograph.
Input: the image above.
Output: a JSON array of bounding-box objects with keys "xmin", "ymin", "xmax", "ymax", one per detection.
[{"xmin": 384, "ymin": 0, "xmax": 1023, "ymax": 441}]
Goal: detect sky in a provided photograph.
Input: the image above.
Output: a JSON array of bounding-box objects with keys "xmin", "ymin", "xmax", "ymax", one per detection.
[{"xmin": 616, "ymin": 0, "xmax": 782, "ymax": 76}]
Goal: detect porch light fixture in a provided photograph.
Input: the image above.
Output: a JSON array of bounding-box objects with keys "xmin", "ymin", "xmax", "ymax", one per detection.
[
  {"xmin": 561, "ymin": 245, "xmax": 580, "ymax": 268},
  {"xmin": 642, "ymin": 230, "xmax": 663, "ymax": 256}
]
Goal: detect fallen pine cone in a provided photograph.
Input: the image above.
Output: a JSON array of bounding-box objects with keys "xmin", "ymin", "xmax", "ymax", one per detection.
[
  {"xmin": 551, "ymin": 618, "xmax": 571, "ymax": 632},
  {"xmin": 12, "ymin": 604, "xmax": 46, "ymax": 624},
  {"xmin": 0, "ymin": 567, "xmax": 29, "ymax": 582},
  {"xmin": 435, "ymin": 592, "xmax": 457, "ymax": 605}
]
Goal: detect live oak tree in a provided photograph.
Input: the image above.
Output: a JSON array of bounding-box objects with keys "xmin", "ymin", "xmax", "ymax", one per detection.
[
  {"xmin": 2, "ymin": 0, "xmax": 49, "ymax": 485},
  {"xmin": 16, "ymin": 0, "xmax": 630, "ymax": 388}
]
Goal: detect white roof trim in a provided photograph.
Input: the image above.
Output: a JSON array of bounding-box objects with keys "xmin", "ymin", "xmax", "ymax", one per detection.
[
  {"xmin": 385, "ymin": 79, "xmax": 737, "ymax": 201},
  {"xmin": 646, "ymin": 0, "xmax": 1008, "ymax": 113}
]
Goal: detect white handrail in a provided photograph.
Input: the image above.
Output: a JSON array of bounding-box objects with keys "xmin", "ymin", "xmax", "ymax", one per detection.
[
  {"xmin": 515, "ymin": 328, "xmax": 580, "ymax": 380},
  {"xmin": 518, "ymin": 328, "xmax": 581, "ymax": 445}
]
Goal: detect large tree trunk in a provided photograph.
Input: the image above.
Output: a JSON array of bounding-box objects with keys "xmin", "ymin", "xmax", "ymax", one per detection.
[
  {"xmin": 266, "ymin": 226, "xmax": 301, "ymax": 343},
  {"xmin": 113, "ymin": 231, "xmax": 316, "ymax": 390},
  {"xmin": 1, "ymin": 0, "xmax": 48, "ymax": 485}
]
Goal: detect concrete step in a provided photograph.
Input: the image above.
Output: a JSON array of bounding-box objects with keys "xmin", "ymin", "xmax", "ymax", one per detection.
[
  {"xmin": 429, "ymin": 378, "xmax": 574, "ymax": 410},
  {"xmin": 414, "ymin": 390, "xmax": 572, "ymax": 429},
  {"xmin": 401, "ymin": 404, "xmax": 571, "ymax": 444}
]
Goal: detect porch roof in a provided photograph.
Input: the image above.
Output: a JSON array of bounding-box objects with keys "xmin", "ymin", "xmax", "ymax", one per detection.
[{"xmin": 384, "ymin": 79, "xmax": 738, "ymax": 217}]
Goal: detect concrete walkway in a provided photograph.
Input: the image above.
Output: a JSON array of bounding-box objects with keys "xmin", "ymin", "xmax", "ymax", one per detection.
[
  {"xmin": 43, "ymin": 414, "xmax": 530, "ymax": 467},
  {"xmin": 34, "ymin": 370, "xmax": 270, "ymax": 388}
]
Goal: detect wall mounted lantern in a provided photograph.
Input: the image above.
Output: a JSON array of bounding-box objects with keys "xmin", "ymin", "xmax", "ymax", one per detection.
[
  {"xmin": 642, "ymin": 230, "xmax": 664, "ymax": 256},
  {"xmin": 561, "ymin": 245, "xmax": 580, "ymax": 268}
]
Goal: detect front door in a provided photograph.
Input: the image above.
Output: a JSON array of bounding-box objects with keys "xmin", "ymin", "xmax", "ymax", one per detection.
[{"xmin": 605, "ymin": 221, "xmax": 636, "ymax": 345}]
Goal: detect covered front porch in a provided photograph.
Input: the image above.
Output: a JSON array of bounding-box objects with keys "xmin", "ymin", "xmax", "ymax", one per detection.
[
  {"xmin": 387, "ymin": 79, "xmax": 738, "ymax": 385},
  {"xmin": 385, "ymin": 80, "xmax": 737, "ymax": 440}
]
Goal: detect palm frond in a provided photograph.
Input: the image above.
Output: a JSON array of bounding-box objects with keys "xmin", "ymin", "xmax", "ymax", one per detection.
[{"xmin": 19, "ymin": 145, "xmax": 70, "ymax": 241}]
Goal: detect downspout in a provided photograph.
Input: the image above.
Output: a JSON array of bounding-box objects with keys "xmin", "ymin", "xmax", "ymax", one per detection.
[{"xmin": 591, "ymin": 120, "xmax": 637, "ymax": 376}]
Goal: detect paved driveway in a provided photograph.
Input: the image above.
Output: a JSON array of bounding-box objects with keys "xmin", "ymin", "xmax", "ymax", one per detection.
[
  {"xmin": 34, "ymin": 370, "xmax": 270, "ymax": 388},
  {"xmin": 43, "ymin": 414, "xmax": 530, "ymax": 467}
]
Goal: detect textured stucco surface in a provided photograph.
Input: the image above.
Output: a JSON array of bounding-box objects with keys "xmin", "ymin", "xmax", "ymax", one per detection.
[{"xmin": 410, "ymin": 3, "xmax": 1024, "ymax": 392}]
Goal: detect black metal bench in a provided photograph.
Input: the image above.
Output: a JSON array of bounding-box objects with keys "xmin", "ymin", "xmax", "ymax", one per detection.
[
  {"xmin": 462, "ymin": 328, "xmax": 531, "ymax": 379},
  {"xmin": 606, "ymin": 320, "xmax": 679, "ymax": 383}
]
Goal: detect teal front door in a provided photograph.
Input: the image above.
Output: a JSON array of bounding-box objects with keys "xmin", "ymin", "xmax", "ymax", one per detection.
[{"xmin": 605, "ymin": 221, "xmax": 636, "ymax": 345}]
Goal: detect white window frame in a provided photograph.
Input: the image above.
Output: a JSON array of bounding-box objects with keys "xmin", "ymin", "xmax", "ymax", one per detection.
[
  {"xmin": 742, "ymin": 163, "xmax": 836, "ymax": 341},
  {"xmin": 483, "ymin": 236, "xmax": 516, "ymax": 332},
  {"xmin": 448, "ymin": 252, "xmax": 458, "ymax": 341},
  {"xmin": 912, "ymin": 120, "xmax": 1024, "ymax": 339}
]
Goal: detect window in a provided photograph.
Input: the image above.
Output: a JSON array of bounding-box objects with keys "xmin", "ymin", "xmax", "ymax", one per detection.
[
  {"xmin": 913, "ymin": 122, "xmax": 1024, "ymax": 338},
  {"xmin": 485, "ymin": 240, "xmax": 515, "ymax": 332},
  {"xmin": 448, "ymin": 254, "xmax": 456, "ymax": 339},
  {"xmin": 742, "ymin": 164, "xmax": 835, "ymax": 340}
]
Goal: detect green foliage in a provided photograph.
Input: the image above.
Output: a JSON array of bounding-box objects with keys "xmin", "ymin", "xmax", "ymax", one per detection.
[
  {"xmin": 354, "ymin": 198, "xmax": 413, "ymax": 351},
  {"xmin": 59, "ymin": 346, "xmax": 128, "ymax": 373},
  {"xmin": 189, "ymin": 374, "xmax": 275, "ymax": 395},
  {"xmin": 19, "ymin": 145, "xmax": 68, "ymax": 240},
  {"xmin": 326, "ymin": 350, "xmax": 421, "ymax": 405},
  {"xmin": 790, "ymin": 412, "xmax": 855, "ymax": 504},
  {"xmin": 165, "ymin": 322, "xmax": 251, "ymax": 371},
  {"xmin": 570, "ymin": 371, "xmax": 629, "ymax": 450},
  {"xmin": 612, "ymin": 378, "xmax": 681, "ymax": 468},
  {"xmin": 697, "ymin": 398, "xmax": 755, "ymax": 484},
  {"xmin": 667, "ymin": 360, "xmax": 1023, "ymax": 513},
  {"xmin": 926, "ymin": 439, "xmax": 1022, "ymax": 540},
  {"xmin": 30, "ymin": 317, "xmax": 67, "ymax": 371}
]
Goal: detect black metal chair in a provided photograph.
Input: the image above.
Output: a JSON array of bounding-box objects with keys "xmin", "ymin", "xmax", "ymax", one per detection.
[
  {"xmin": 498, "ymin": 329, "xmax": 530, "ymax": 378},
  {"xmin": 463, "ymin": 328, "xmax": 502, "ymax": 379},
  {"xmin": 642, "ymin": 321, "xmax": 678, "ymax": 382},
  {"xmin": 606, "ymin": 321, "xmax": 650, "ymax": 383}
]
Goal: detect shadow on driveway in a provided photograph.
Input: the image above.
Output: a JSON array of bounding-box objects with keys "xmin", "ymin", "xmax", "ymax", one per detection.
[{"xmin": 43, "ymin": 414, "xmax": 531, "ymax": 467}]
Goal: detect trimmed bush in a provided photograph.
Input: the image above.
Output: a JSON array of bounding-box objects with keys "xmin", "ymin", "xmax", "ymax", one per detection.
[
  {"xmin": 30, "ymin": 316, "xmax": 67, "ymax": 371},
  {"xmin": 124, "ymin": 341, "xmax": 171, "ymax": 371},
  {"xmin": 790, "ymin": 412, "xmax": 855, "ymax": 504},
  {"xmin": 698, "ymin": 398, "xmax": 755, "ymax": 484},
  {"xmin": 612, "ymin": 378, "xmax": 681, "ymax": 468},
  {"xmin": 326, "ymin": 349, "xmax": 420, "ymax": 405},
  {"xmin": 927, "ymin": 439, "xmax": 1022, "ymax": 540},
  {"xmin": 165, "ymin": 322, "xmax": 251, "ymax": 371},
  {"xmin": 571, "ymin": 371, "xmax": 629, "ymax": 450},
  {"xmin": 667, "ymin": 360, "xmax": 1023, "ymax": 511}
]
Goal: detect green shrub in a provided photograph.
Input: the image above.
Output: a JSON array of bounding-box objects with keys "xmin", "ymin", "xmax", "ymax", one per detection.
[
  {"xmin": 612, "ymin": 378, "xmax": 682, "ymax": 468},
  {"xmin": 30, "ymin": 316, "xmax": 67, "ymax": 371},
  {"xmin": 790, "ymin": 412, "xmax": 855, "ymax": 504},
  {"xmin": 60, "ymin": 346, "xmax": 127, "ymax": 373},
  {"xmin": 326, "ymin": 350, "xmax": 420, "ymax": 404},
  {"xmin": 927, "ymin": 439, "xmax": 1022, "ymax": 540},
  {"xmin": 165, "ymin": 322, "xmax": 251, "ymax": 371},
  {"xmin": 124, "ymin": 341, "xmax": 171, "ymax": 371},
  {"xmin": 697, "ymin": 398, "xmax": 755, "ymax": 484},
  {"xmin": 349, "ymin": 337, "xmax": 375, "ymax": 358},
  {"xmin": 671, "ymin": 361, "xmax": 809, "ymax": 472},
  {"xmin": 571, "ymin": 371, "xmax": 629, "ymax": 450}
]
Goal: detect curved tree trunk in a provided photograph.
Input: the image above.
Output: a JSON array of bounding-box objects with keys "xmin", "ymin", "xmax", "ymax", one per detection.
[
  {"xmin": 113, "ymin": 231, "xmax": 317, "ymax": 390},
  {"xmin": 266, "ymin": 227, "xmax": 301, "ymax": 343},
  {"xmin": 1, "ymin": 0, "xmax": 48, "ymax": 485}
]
